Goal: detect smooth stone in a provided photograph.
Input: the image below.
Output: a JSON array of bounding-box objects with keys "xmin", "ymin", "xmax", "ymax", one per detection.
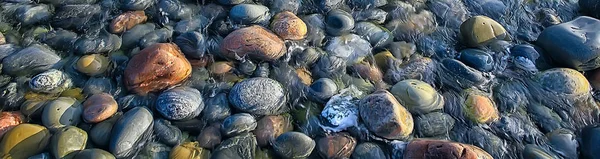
[
  {"xmin": 326, "ymin": 9, "xmax": 354, "ymax": 36},
  {"xmin": 82, "ymin": 93, "xmax": 118, "ymax": 123},
  {"xmin": 76, "ymin": 54, "xmax": 109, "ymax": 76},
  {"xmin": 301, "ymin": 14, "xmax": 326, "ymax": 47},
  {"xmin": 527, "ymin": 103, "xmax": 563, "ymax": 133},
  {"xmin": 547, "ymin": 129, "xmax": 578, "ymax": 158},
  {"xmin": 384, "ymin": 57, "xmax": 436, "ymax": 85},
  {"xmin": 351, "ymin": 142, "xmax": 388, "ymax": 159},
  {"xmin": 156, "ymin": 86, "xmax": 204, "ymax": 120},
  {"xmin": 269, "ymin": 0, "xmax": 300, "ymax": 14},
  {"xmin": 404, "ymin": 139, "xmax": 493, "ymax": 159},
  {"xmin": 354, "ymin": 22, "xmax": 393, "ymax": 48},
  {"xmin": 174, "ymin": 31, "xmax": 207, "ymax": 59},
  {"xmin": 153, "ymin": 119, "xmax": 183, "ymax": 146},
  {"xmin": 439, "ymin": 58, "xmax": 488, "ymax": 89},
  {"xmin": 50, "ymin": 126, "xmax": 87, "ymax": 159},
  {"xmin": 385, "ymin": 10, "xmax": 436, "ymax": 41},
  {"xmin": 139, "ymin": 28, "xmax": 173, "ymax": 49},
  {"xmin": 221, "ymin": 113, "xmax": 257, "ymax": 137},
  {"xmin": 459, "ymin": 49, "xmax": 494, "ymax": 72},
  {"xmin": 229, "ymin": 77, "xmax": 288, "ymax": 115},
  {"xmin": 460, "ymin": 15, "xmax": 510, "ymax": 47},
  {"xmin": 83, "ymin": 77, "xmax": 117, "ymax": 96},
  {"xmin": 292, "ymin": 47, "xmax": 323, "ymax": 68},
  {"xmin": 0, "ymin": 44, "xmax": 19, "ymax": 60},
  {"xmin": 309, "ymin": 78, "xmax": 338, "ymax": 100},
  {"xmin": 253, "ymin": 115, "xmax": 294, "ymax": 147},
  {"xmin": 536, "ymin": 16, "xmax": 600, "ymax": 71},
  {"xmin": 157, "ymin": 0, "xmax": 192, "ymax": 20},
  {"xmin": 2, "ymin": 44, "xmax": 60, "ymax": 76},
  {"xmin": 536, "ymin": 68, "xmax": 590, "ymax": 96},
  {"xmin": 121, "ymin": 23, "xmax": 155, "ymax": 50},
  {"xmin": 390, "ymin": 79, "xmax": 444, "ymax": 114},
  {"xmin": 73, "ymin": 149, "xmax": 116, "ymax": 159},
  {"xmin": 220, "ymin": 25, "xmax": 286, "ymax": 61},
  {"xmin": 15, "ymin": 4, "xmax": 52, "ymax": 26},
  {"xmin": 272, "ymin": 132, "xmax": 315, "ymax": 159},
  {"xmin": 90, "ymin": 114, "xmax": 120, "ymax": 147},
  {"xmin": 42, "ymin": 97, "xmax": 83, "ymax": 130},
  {"xmin": 270, "ymin": 11, "xmax": 307, "ymax": 40},
  {"xmin": 124, "ymin": 43, "xmax": 192, "ymax": 95},
  {"xmin": 40, "ymin": 29, "xmax": 76, "ymax": 51},
  {"xmin": 52, "ymin": 5, "xmax": 102, "ymax": 32},
  {"xmin": 169, "ymin": 142, "xmax": 210, "ymax": 159},
  {"xmin": 211, "ymin": 133, "xmax": 257, "ymax": 159},
  {"xmin": 109, "ymin": 107, "xmax": 153, "ymax": 158},
  {"xmin": 29, "ymin": 69, "xmax": 73, "ymax": 94},
  {"xmin": 201, "ymin": 93, "xmax": 231, "ymax": 123},
  {"xmin": 352, "ymin": 9, "xmax": 387, "ymax": 24},
  {"xmin": 317, "ymin": 132, "xmax": 357, "ymax": 159},
  {"xmin": 359, "ymin": 90, "xmax": 413, "ymax": 140},
  {"xmin": 0, "ymin": 112, "xmax": 24, "ymax": 140},
  {"xmin": 522, "ymin": 144, "xmax": 557, "ymax": 159},
  {"xmin": 74, "ymin": 32, "xmax": 122, "ymax": 55},
  {"xmin": 462, "ymin": 88, "xmax": 499, "ymax": 124},
  {"xmin": 229, "ymin": 4, "xmax": 270, "ymax": 25},
  {"xmin": 0, "ymin": 124, "xmax": 51, "ymax": 159},
  {"xmin": 197, "ymin": 124, "xmax": 222, "ymax": 149},
  {"xmin": 415, "ymin": 112, "xmax": 455, "ymax": 137},
  {"xmin": 110, "ymin": 11, "xmax": 147, "ymax": 34}
]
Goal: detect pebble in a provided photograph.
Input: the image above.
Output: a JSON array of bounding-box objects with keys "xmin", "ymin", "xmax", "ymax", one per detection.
[
  {"xmin": 0, "ymin": 124, "xmax": 51, "ymax": 159},
  {"xmin": 201, "ymin": 93, "xmax": 231, "ymax": 123},
  {"xmin": 271, "ymin": 11, "xmax": 307, "ymax": 40},
  {"xmin": 209, "ymin": 61, "xmax": 234, "ymax": 75},
  {"xmin": 121, "ymin": 23, "xmax": 155, "ymax": 50},
  {"xmin": 110, "ymin": 11, "xmax": 147, "ymax": 34},
  {"xmin": 460, "ymin": 15, "xmax": 510, "ymax": 48},
  {"xmin": 390, "ymin": 79, "xmax": 444, "ymax": 114},
  {"xmin": 2, "ymin": 44, "xmax": 60, "ymax": 76},
  {"xmin": 272, "ymin": 132, "xmax": 316, "ymax": 159},
  {"xmin": 74, "ymin": 32, "xmax": 122, "ymax": 55},
  {"xmin": 29, "ymin": 69, "xmax": 73, "ymax": 94},
  {"xmin": 384, "ymin": 57, "xmax": 436, "ymax": 85},
  {"xmin": 82, "ymin": 93, "xmax": 118, "ymax": 123},
  {"xmin": 403, "ymin": 139, "xmax": 493, "ymax": 159},
  {"xmin": 0, "ymin": 112, "xmax": 24, "ymax": 139},
  {"xmin": 547, "ymin": 128, "xmax": 578, "ymax": 158},
  {"xmin": 354, "ymin": 22, "xmax": 393, "ymax": 48},
  {"xmin": 296, "ymin": 67, "xmax": 313, "ymax": 85},
  {"xmin": 415, "ymin": 112, "xmax": 455, "ymax": 137},
  {"xmin": 156, "ymin": 86, "xmax": 204, "ymax": 120},
  {"xmin": 326, "ymin": 9, "xmax": 354, "ymax": 36},
  {"xmin": 522, "ymin": 144, "xmax": 557, "ymax": 159},
  {"xmin": 169, "ymin": 142, "xmax": 210, "ymax": 159},
  {"xmin": 220, "ymin": 25, "xmax": 286, "ymax": 61},
  {"xmin": 385, "ymin": 10, "xmax": 436, "ymax": 41},
  {"xmin": 174, "ymin": 31, "xmax": 207, "ymax": 59},
  {"xmin": 352, "ymin": 61, "xmax": 384, "ymax": 83},
  {"xmin": 317, "ymin": 132, "xmax": 357, "ymax": 159},
  {"xmin": 462, "ymin": 88, "xmax": 499, "ymax": 124},
  {"xmin": 83, "ymin": 77, "xmax": 117, "ymax": 96},
  {"xmin": 229, "ymin": 4, "xmax": 271, "ymax": 25},
  {"xmin": 351, "ymin": 142, "xmax": 387, "ymax": 159},
  {"xmin": 229, "ymin": 77, "xmax": 288, "ymax": 115},
  {"xmin": 537, "ymin": 16, "xmax": 600, "ymax": 71},
  {"xmin": 536, "ymin": 68, "xmax": 590, "ymax": 96},
  {"xmin": 109, "ymin": 107, "xmax": 153, "ymax": 158},
  {"xmin": 39, "ymin": 29, "xmax": 78, "ymax": 51},
  {"xmin": 253, "ymin": 115, "xmax": 294, "ymax": 147},
  {"xmin": 459, "ymin": 49, "xmax": 495, "ymax": 72},
  {"xmin": 358, "ymin": 90, "xmax": 414, "ymax": 140},
  {"xmin": 196, "ymin": 124, "xmax": 222, "ymax": 149},
  {"xmin": 153, "ymin": 119, "xmax": 183, "ymax": 146},
  {"xmin": 90, "ymin": 114, "xmax": 120, "ymax": 147},
  {"xmin": 76, "ymin": 54, "xmax": 110, "ymax": 77},
  {"xmin": 15, "ymin": 4, "xmax": 52, "ymax": 26},
  {"xmin": 221, "ymin": 113, "xmax": 257, "ymax": 137},
  {"xmin": 42, "ymin": 97, "xmax": 83, "ymax": 130},
  {"xmin": 320, "ymin": 86, "xmax": 361, "ymax": 132},
  {"xmin": 324, "ymin": 34, "xmax": 372, "ymax": 64},
  {"xmin": 121, "ymin": 0, "xmax": 153, "ymax": 11},
  {"xmin": 124, "ymin": 43, "xmax": 192, "ymax": 95},
  {"xmin": 212, "ymin": 132, "xmax": 257, "ymax": 158},
  {"xmin": 50, "ymin": 126, "xmax": 87, "ymax": 159}
]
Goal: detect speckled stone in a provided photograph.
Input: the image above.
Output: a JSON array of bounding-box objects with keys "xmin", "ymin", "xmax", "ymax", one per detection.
[{"xmin": 229, "ymin": 77, "xmax": 288, "ymax": 115}]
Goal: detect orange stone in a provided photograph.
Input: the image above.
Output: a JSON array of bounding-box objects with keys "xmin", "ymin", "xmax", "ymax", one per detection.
[
  {"xmin": 110, "ymin": 11, "xmax": 147, "ymax": 34},
  {"xmin": 209, "ymin": 62, "xmax": 234, "ymax": 75},
  {"xmin": 83, "ymin": 93, "xmax": 118, "ymax": 123},
  {"xmin": 124, "ymin": 43, "xmax": 192, "ymax": 95},
  {"xmin": 220, "ymin": 25, "xmax": 286, "ymax": 61},
  {"xmin": 404, "ymin": 139, "xmax": 493, "ymax": 159},
  {"xmin": 270, "ymin": 11, "xmax": 307, "ymax": 40},
  {"xmin": 0, "ymin": 112, "xmax": 24, "ymax": 139}
]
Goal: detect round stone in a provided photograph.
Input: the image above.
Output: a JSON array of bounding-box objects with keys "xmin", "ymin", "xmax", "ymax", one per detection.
[
  {"xmin": 271, "ymin": 11, "xmax": 307, "ymax": 40},
  {"xmin": 76, "ymin": 54, "xmax": 109, "ymax": 77},
  {"xmin": 82, "ymin": 93, "xmax": 118, "ymax": 123},
  {"xmin": 460, "ymin": 15, "xmax": 509, "ymax": 47},
  {"xmin": 220, "ymin": 25, "xmax": 286, "ymax": 62},
  {"xmin": 229, "ymin": 77, "xmax": 288, "ymax": 115}
]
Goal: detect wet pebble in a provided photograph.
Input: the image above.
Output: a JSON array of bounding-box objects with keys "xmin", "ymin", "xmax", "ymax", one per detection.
[
  {"xmin": 391, "ymin": 79, "xmax": 444, "ymax": 114},
  {"xmin": 14, "ymin": 4, "xmax": 52, "ymax": 26},
  {"xmin": 403, "ymin": 139, "xmax": 493, "ymax": 159},
  {"xmin": 229, "ymin": 4, "xmax": 271, "ymax": 25},
  {"xmin": 354, "ymin": 22, "xmax": 393, "ymax": 48},
  {"xmin": 220, "ymin": 25, "xmax": 286, "ymax": 61},
  {"xmin": 547, "ymin": 128, "xmax": 578, "ymax": 158},
  {"xmin": 272, "ymin": 132, "xmax": 315, "ymax": 159},
  {"xmin": 359, "ymin": 90, "xmax": 413, "ymax": 140},
  {"xmin": 317, "ymin": 132, "xmax": 357, "ymax": 159},
  {"xmin": 351, "ymin": 142, "xmax": 388, "ymax": 159},
  {"xmin": 42, "ymin": 97, "xmax": 83, "ymax": 130},
  {"xmin": 174, "ymin": 31, "xmax": 207, "ymax": 59},
  {"xmin": 39, "ymin": 29, "xmax": 78, "ymax": 51},
  {"xmin": 153, "ymin": 119, "xmax": 183, "ymax": 146},
  {"xmin": 52, "ymin": 5, "xmax": 102, "ymax": 32},
  {"xmin": 460, "ymin": 15, "xmax": 509, "ymax": 48},
  {"xmin": 157, "ymin": 0, "xmax": 193, "ymax": 21},
  {"xmin": 439, "ymin": 59, "xmax": 489, "ymax": 89},
  {"xmin": 109, "ymin": 107, "xmax": 153, "ymax": 158},
  {"xmin": 324, "ymin": 34, "xmax": 372, "ymax": 64},
  {"xmin": 156, "ymin": 86, "xmax": 204, "ymax": 120},
  {"xmin": 170, "ymin": 142, "xmax": 210, "ymax": 159},
  {"xmin": 2, "ymin": 44, "xmax": 60, "ymax": 76},
  {"xmin": 522, "ymin": 144, "xmax": 557, "ymax": 159},
  {"xmin": 76, "ymin": 54, "xmax": 110, "ymax": 77},
  {"xmin": 82, "ymin": 93, "xmax": 117, "ymax": 123},
  {"xmin": 124, "ymin": 43, "xmax": 192, "ymax": 95},
  {"xmin": 197, "ymin": 124, "xmax": 222, "ymax": 149},
  {"xmin": 212, "ymin": 132, "xmax": 257, "ymax": 159},
  {"xmin": 537, "ymin": 16, "xmax": 600, "ymax": 71},
  {"xmin": 50, "ymin": 126, "xmax": 87, "ymax": 159},
  {"xmin": 121, "ymin": 23, "xmax": 155, "ymax": 50},
  {"xmin": 320, "ymin": 86, "xmax": 361, "ymax": 132},
  {"xmin": 0, "ymin": 112, "xmax": 24, "ymax": 139},
  {"xmin": 415, "ymin": 112, "xmax": 455, "ymax": 137},
  {"xmin": 0, "ymin": 124, "xmax": 51, "ymax": 159},
  {"xmin": 110, "ymin": 11, "xmax": 147, "ymax": 34},
  {"xmin": 536, "ymin": 68, "xmax": 590, "ymax": 96},
  {"xmin": 83, "ymin": 77, "xmax": 117, "ymax": 96},
  {"xmin": 270, "ymin": 11, "xmax": 307, "ymax": 40},
  {"xmin": 121, "ymin": 0, "xmax": 153, "ymax": 11},
  {"xmin": 29, "ymin": 69, "xmax": 73, "ymax": 94},
  {"xmin": 201, "ymin": 93, "xmax": 231, "ymax": 123},
  {"xmin": 462, "ymin": 88, "xmax": 499, "ymax": 124},
  {"xmin": 326, "ymin": 9, "xmax": 354, "ymax": 36},
  {"xmin": 90, "ymin": 114, "xmax": 120, "ymax": 147},
  {"xmin": 229, "ymin": 77, "xmax": 287, "ymax": 115},
  {"xmin": 385, "ymin": 10, "xmax": 436, "ymax": 41},
  {"xmin": 253, "ymin": 115, "xmax": 293, "ymax": 147},
  {"xmin": 352, "ymin": 8, "xmax": 387, "ymax": 24},
  {"xmin": 221, "ymin": 113, "xmax": 257, "ymax": 137},
  {"xmin": 459, "ymin": 49, "xmax": 495, "ymax": 72}
]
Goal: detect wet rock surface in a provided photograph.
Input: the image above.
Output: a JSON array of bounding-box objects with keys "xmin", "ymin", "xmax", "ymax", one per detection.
[{"xmin": 0, "ymin": 0, "xmax": 598, "ymax": 158}]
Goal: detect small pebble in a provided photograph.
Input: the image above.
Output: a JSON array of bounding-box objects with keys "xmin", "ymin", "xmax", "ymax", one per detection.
[
  {"xmin": 76, "ymin": 54, "xmax": 110, "ymax": 77},
  {"xmin": 82, "ymin": 93, "xmax": 118, "ymax": 123},
  {"xmin": 110, "ymin": 11, "xmax": 147, "ymax": 34},
  {"xmin": 271, "ymin": 11, "xmax": 307, "ymax": 40}
]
